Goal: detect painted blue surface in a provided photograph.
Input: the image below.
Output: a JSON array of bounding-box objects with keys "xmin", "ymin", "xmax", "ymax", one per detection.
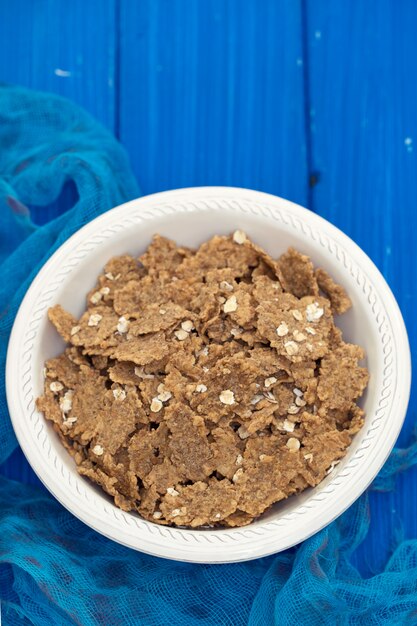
[{"xmin": 0, "ymin": 0, "xmax": 416, "ymax": 577}]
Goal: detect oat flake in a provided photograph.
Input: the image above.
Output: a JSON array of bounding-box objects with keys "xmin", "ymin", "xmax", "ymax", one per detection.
[
  {"xmin": 238, "ymin": 425, "xmax": 250, "ymax": 439},
  {"xmin": 90, "ymin": 291, "xmax": 102, "ymax": 304},
  {"xmin": 287, "ymin": 404, "xmax": 300, "ymax": 415},
  {"xmin": 306, "ymin": 302, "xmax": 324, "ymax": 322},
  {"xmin": 233, "ymin": 230, "xmax": 247, "ymax": 244},
  {"xmin": 219, "ymin": 389, "xmax": 235, "ymax": 405},
  {"xmin": 157, "ymin": 384, "xmax": 172, "ymax": 402},
  {"xmin": 63, "ymin": 416, "xmax": 78, "ymax": 426},
  {"xmin": 232, "ymin": 468, "xmax": 243, "ymax": 482},
  {"xmin": 59, "ymin": 390, "xmax": 74, "ymax": 413},
  {"xmin": 50, "ymin": 381, "xmax": 64, "ymax": 393},
  {"xmin": 134, "ymin": 367, "xmax": 155, "ymax": 379},
  {"xmin": 181, "ymin": 320, "xmax": 194, "ymax": 332},
  {"xmin": 264, "ymin": 391, "xmax": 277, "ymax": 404},
  {"xmin": 117, "ymin": 316, "xmax": 129, "ymax": 334},
  {"xmin": 286, "ymin": 437, "xmax": 300, "ymax": 452},
  {"xmin": 220, "ymin": 280, "xmax": 234, "ymax": 291},
  {"xmin": 276, "ymin": 322, "xmax": 289, "ymax": 337},
  {"xmin": 293, "ymin": 330, "xmax": 306, "ymax": 342},
  {"xmin": 88, "ymin": 313, "xmax": 102, "ymax": 327},
  {"xmin": 113, "ymin": 388, "xmax": 126, "ymax": 401},
  {"xmin": 284, "ymin": 341, "xmax": 299, "ymax": 356},
  {"xmin": 150, "ymin": 398, "xmax": 163, "ymax": 412},
  {"xmin": 223, "ymin": 295, "xmax": 238, "ymax": 313}
]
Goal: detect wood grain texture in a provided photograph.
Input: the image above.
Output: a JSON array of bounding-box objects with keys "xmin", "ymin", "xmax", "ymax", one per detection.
[
  {"xmin": 305, "ymin": 0, "xmax": 417, "ymax": 575},
  {"xmin": 118, "ymin": 0, "xmax": 308, "ymax": 203}
]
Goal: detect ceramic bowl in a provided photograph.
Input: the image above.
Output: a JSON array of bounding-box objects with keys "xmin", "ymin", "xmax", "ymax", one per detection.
[{"xmin": 6, "ymin": 187, "xmax": 411, "ymax": 563}]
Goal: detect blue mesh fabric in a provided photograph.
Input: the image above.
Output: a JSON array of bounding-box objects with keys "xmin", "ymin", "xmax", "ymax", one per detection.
[{"xmin": 1, "ymin": 85, "xmax": 417, "ymax": 626}]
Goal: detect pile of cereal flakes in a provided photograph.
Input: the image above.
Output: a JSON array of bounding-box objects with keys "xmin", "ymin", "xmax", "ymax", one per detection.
[{"xmin": 37, "ymin": 232, "xmax": 369, "ymax": 528}]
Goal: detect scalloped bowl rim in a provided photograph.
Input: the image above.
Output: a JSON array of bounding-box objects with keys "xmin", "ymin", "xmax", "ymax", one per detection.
[{"xmin": 6, "ymin": 186, "xmax": 411, "ymax": 563}]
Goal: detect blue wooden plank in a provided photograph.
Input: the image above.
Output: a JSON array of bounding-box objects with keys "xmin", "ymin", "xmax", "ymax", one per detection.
[
  {"xmin": 0, "ymin": 0, "xmax": 117, "ymax": 131},
  {"xmin": 305, "ymin": 0, "xmax": 417, "ymax": 575},
  {"xmin": 0, "ymin": 0, "xmax": 117, "ymax": 484},
  {"xmin": 118, "ymin": 0, "xmax": 308, "ymax": 205}
]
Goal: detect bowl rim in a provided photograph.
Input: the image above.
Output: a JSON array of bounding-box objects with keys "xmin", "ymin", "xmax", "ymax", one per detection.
[{"xmin": 6, "ymin": 186, "xmax": 411, "ymax": 563}]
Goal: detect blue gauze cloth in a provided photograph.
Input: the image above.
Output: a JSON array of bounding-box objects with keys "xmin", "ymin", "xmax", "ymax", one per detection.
[{"xmin": 1, "ymin": 85, "xmax": 417, "ymax": 626}]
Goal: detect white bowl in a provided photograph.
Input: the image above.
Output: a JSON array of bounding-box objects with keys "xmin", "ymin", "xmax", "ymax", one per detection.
[{"xmin": 6, "ymin": 187, "xmax": 411, "ymax": 563}]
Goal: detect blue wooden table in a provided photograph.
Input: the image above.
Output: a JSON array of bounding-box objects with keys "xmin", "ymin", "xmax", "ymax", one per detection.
[{"xmin": 1, "ymin": 0, "xmax": 416, "ymax": 578}]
